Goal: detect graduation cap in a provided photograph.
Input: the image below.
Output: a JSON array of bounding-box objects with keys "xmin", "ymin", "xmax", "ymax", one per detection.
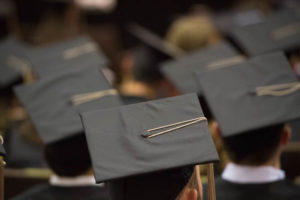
[
  {"xmin": 127, "ymin": 23, "xmax": 185, "ymax": 58},
  {"xmin": 0, "ymin": 37, "xmax": 31, "ymax": 89},
  {"xmin": 127, "ymin": 23, "xmax": 185, "ymax": 84},
  {"xmin": 14, "ymin": 64, "xmax": 122, "ymax": 144},
  {"xmin": 197, "ymin": 51, "xmax": 300, "ymax": 137},
  {"xmin": 80, "ymin": 93, "xmax": 219, "ymax": 200},
  {"xmin": 26, "ymin": 35, "xmax": 108, "ymax": 78},
  {"xmin": 230, "ymin": 8, "xmax": 300, "ymax": 56},
  {"xmin": 161, "ymin": 42, "xmax": 242, "ymax": 95},
  {"xmin": 214, "ymin": 9, "xmax": 266, "ymax": 34}
]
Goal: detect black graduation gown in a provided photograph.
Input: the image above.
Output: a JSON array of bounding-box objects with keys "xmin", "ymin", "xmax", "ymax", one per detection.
[
  {"xmin": 205, "ymin": 177, "xmax": 300, "ymax": 200},
  {"xmin": 11, "ymin": 184, "xmax": 110, "ymax": 200}
]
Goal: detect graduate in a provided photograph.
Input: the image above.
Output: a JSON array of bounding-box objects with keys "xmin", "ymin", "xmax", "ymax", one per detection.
[
  {"xmin": 117, "ymin": 24, "xmax": 183, "ymax": 104},
  {"xmin": 230, "ymin": 8, "xmax": 300, "ymax": 56},
  {"xmin": 12, "ymin": 63, "xmax": 121, "ymax": 199},
  {"xmin": 80, "ymin": 93, "xmax": 219, "ymax": 200},
  {"xmin": 0, "ymin": 37, "xmax": 47, "ymax": 169},
  {"xmin": 197, "ymin": 52, "xmax": 300, "ymax": 200}
]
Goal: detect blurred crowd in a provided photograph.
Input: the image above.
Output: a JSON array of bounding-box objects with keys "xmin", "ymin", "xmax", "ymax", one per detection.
[{"xmin": 0, "ymin": 0, "xmax": 300, "ymax": 199}]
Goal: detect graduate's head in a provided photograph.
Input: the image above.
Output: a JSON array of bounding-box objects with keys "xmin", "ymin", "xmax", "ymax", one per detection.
[
  {"xmin": 44, "ymin": 133, "xmax": 92, "ymax": 177},
  {"xmin": 214, "ymin": 123, "xmax": 291, "ymax": 166},
  {"xmin": 166, "ymin": 14, "xmax": 222, "ymax": 53},
  {"xmin": 118, "ymin": 44, "xmax": 177, "ymax": 99},
  {"xmin": 132, "ymin": 45, "xmax": 166, "ymax": 85},
  {"xmin": 197, "ymin": 52, "xmax": 300, "ymax": 166}
]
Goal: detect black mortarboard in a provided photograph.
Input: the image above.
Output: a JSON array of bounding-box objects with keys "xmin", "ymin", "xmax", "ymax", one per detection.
[
  {"xmin": 128, "ymin": 24, "xmax": 183, "ymax": 84},
  {"xmin": 14, "ymin": 64, "xmax": 122, "ymax": 144},
  {"xmin": 127, "ymin": 23, "xmax": 185, "ymax": 58},
  {"xmin": 161, "ymin": 42, "xmax": 241, "ymax": 95},
  {"xmin": 132, "ymin": 44, "xmax": 169, "ymax": 84},
  {"xmin": 80, "ymin": 93, "xmax": 219, "ymax": 199},
  {"xmin": 214, "ymin": 9, "xmax": 266, "ymax": 34},
  {"xmin": 197, "ymin": 51, "xmax": 300, "ymax": 137},
  {"xmin": 0, "ymin": 37, "xmax": 31, "ymax": 89},
  {"xmin": 231, "ymin": 8, "xmax": 300, "ymax": 56},
  {"xmin": 26, "ymin": 35, "xmax": 108, "ymax": 78}
]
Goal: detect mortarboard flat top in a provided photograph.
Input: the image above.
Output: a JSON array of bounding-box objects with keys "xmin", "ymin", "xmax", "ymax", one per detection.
[
  {"xmin": 0, "ymin": 38, "xmax": 31, "ymax": 88},
  {"xmin": 80, "ymin": 93, "xmax": 219, "ymax": 183},
  {"xmin": 127, "ymin": 23, "xmax": 185, "ymax": 58},
  {"xmin": 161, "ymin": 42, "xmax": 240, "ymax": 94},
  {"xmin": 14, "ymin": 64, "xmax": 122, "ymax": 144},
  {"xmin": 214, "ymin": 9, "xmax": 266, "ymax": 34},
  {"xmin": 26, "ymin": 35, "xmax": 108, "ymax": 78},
  {"xmin": 231, "ymin": 8, "xmax": 300, "ymax": 56},
  {"xmin": 197, "ymin": 51, "xmax": 300, "ymax": 137}
]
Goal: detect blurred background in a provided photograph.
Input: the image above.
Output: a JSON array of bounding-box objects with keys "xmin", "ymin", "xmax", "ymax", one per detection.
[{"xmin": 0, "ymin": 0, "xmax": 299, "ymax": 199}]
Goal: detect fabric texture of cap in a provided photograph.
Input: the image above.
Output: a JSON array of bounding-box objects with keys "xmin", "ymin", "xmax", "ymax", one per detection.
[
  {"xmin": 26, "ymin": 35, "xmax": 108, "ymax": 78},
  {"xmin": 0, "ymin": 37, "xmax": 31, "ymax": 88},
  {"xmin": 127, "ymin": 23, "xmax": 185, "ymax": 58},
  {"xmin": 14, "ymin": 64, "xmax": 122, "ymax": 144},
  {"xmin": 231, "ymin": 8, "xmax": 300, "ymax": 56},
  {"xmin": 161, "ymin": 42, "xmax": 240, "ymax": 94},
  {"xmin": 80, "ymin": 93, "xmax": 219, "ymax": 183},
  {"xmin": 214, "ymin": 9, "xmax": 266, "ymax": 34},
  {"xmin": 197, "ymin": 51, "xmax": 300, "ymax": 137}
]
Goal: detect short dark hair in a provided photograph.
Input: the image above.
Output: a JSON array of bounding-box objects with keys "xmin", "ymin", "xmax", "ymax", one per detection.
[
  {"xmin": 222, "ymin": 124, "xmax": 284, "ymax": 165},
  {"xmin": 132, "ymin": 45, "xmax": 167, "ymax": 85},
  {"xmin": 44, "ymin": 133, "xmax": 91, "ymax": 177}
]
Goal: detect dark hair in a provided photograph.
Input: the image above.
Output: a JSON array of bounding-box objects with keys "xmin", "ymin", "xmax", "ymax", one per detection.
[
  {"xmin": 44, "ymin": 133, "xmax": 91, "ymax": 177},
  {"xmin": 132, "ymin": 45, "xmax": 168, "ymax": 85},
  {"xmin": 222, "ymin": 124, "xmax": 284, "ymax": 165},
  {"xmin": 198, "ymin": 96, "xmax": 213, "ymax": 121}
]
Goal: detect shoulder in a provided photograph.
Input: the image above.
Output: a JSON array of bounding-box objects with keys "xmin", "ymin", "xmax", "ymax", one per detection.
[
  {"xmin": 205, "ymin": 178, "xmax": 300, "ymax": 200},
  {"xmin": 269, "ymin": 180, "xmax": 300, "ymax": 196},
  {"xmin": 62, "ymin": 185, "xmax": 110, "ymax": 200},
  {"xmin": 11, "ymin": 184, "xmax": 51, "ymax": 200}
]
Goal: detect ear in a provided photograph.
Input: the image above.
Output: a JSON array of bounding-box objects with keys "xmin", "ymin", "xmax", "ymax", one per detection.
[
  {"xmin": 212, "ymin": 121, "xmax": 221, "ymax": 138},
  {"xmin": 279, "ymin": 125, "xmax": 291, "ymax": 146},
  {"xmin": 179, "ymin": 188, "xmax": 198, "ymax": 200}
]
